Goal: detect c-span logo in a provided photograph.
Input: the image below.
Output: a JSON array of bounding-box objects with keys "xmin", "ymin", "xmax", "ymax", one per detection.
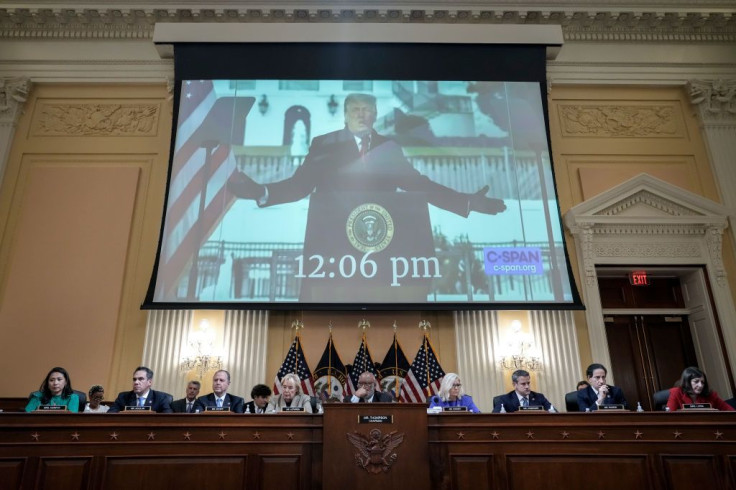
[{"xmin": 346, "ymin": 203, "xmax": 394, "ymax": 253}]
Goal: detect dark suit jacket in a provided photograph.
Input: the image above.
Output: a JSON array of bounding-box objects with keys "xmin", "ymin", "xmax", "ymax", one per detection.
[
  {"xmin": 244, "ymin": 400, "xmax": 268, "ymax": 414},
  {"xmin": 348, "ymin": 390, "xmax": 395, "ymax": 403},
  {"xmin": 577, "ymin": 385, "xmax": 627, "ymax": 411},
  {"xmin": 264, "ymin": 128, "xmax": 472, "ymax": 216},
  {"xmin": 171, "ymin": 397, "xmax": 197, "ymax": 413},
  {"xmin": 492, "ymin": 390, "xmax": 551, "ymax": 413},
  {"xmin": 192, "ymin": 393, "xmax": 245, "ymax": 413},
  {"xmin": 107, "ymin": 389, "xmax": 173, "ymax": 413}
]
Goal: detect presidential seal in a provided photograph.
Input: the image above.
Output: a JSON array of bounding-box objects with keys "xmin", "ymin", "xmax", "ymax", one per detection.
[{"xmin": 346, "ymin": 203, "xmax": 394, "ymax": 253}]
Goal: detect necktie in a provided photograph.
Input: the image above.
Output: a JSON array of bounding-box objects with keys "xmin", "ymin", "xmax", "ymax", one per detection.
[
  {"xmin": 186, "ymin": 402, "xmax": 193, "ymax": 413},
  {"xmin": 522, "ymin": 397, "xmax": 529, "ymax": 407},
  {"xmin": 360, "ymin": 135, "xmax": 370, "ymax": 161},
  {"xmin": 138, "ymin": 396, "xmax": 145, "ymax": 407},
  {"xmin": 217, "ymin": 398, "xmax": 223, "ymax": 408}
]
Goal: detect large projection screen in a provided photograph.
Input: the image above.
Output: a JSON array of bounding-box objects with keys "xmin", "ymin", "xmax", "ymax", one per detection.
[{"xmin": 144, "ymin": 42, "xmax": 582, "ymax": 310}]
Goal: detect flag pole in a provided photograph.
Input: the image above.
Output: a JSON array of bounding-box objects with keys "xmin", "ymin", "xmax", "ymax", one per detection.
[
  {"xmin": 419, "ymin": 320, "xmax": 431, "ymax": 399},
  {"xmin": 358, "ymin": 318, "xmax": 370, "ymax": 374},
  {"xmin": 393, "ymin": 321, "xmax": 401, "ymax": 402},
  {"xmin": 327, "ymin": 321, "xmax": 333, "ymax": 400},
  {"xmin": 291, "ymin": 319, "xmax": 304, "ymax": 379}
]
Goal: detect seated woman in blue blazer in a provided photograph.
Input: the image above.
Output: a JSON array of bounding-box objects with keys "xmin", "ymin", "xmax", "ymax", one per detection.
[{"xmin": 429, "ymin": 373, "xmax": 481, "ymax": 413}]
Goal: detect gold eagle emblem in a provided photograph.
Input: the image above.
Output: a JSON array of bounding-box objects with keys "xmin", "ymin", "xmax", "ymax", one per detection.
[{"xmin": 346, "ymin": 428, "xmax": 405, "ymax": 474}]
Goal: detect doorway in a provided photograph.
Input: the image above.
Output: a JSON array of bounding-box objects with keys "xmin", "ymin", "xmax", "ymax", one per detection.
[
  {"xmin": 604, "ymin": 314, "xmax": 698, "ymax": 410},
  {"xmin": 599, "ymin": 274, "xmax": 700, "ymax": 410}
]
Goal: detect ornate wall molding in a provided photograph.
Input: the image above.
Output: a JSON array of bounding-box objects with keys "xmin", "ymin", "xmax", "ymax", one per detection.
[
  {"xmin": 688, "ymin": 79, "xmax": 736, "ymax": 124},
  {"xmin": 0, "ymin": 8, "xmax": 734, "ymax": 43},
  {"xmin": 557, "ymin": 104, "xmax": 678, "ymax": 137},
  {"xmin": 35, "ymin": 103, "xmax": 160, "ymax": 136},
  {"xmin": 0, "ymin": 77, "xmax": 30, "ymax": 127},
  {"xmin": 596, "ymin": 191, "xmax": 697, "ymax": 217}
]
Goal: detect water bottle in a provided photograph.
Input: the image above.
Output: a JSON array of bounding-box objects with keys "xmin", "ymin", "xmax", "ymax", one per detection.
[
  {"xmin": 245, "ymin": 404, "xmax": 251, "ymax": 414},
  {"xmin": 665, "ymin": 406, "xmax": 671, "ymax": 412},
  {"xmin": 548, "ymin": 405, "xmax": 557, "ymax": 413},
  {"xmin": 500, "ymin": 404, "xmax": 506, "ymax": 413},
  {"xmin": 585, "ymin": 407, "xmax": 590, "ymax": 413},
  {"xmin": 636, "ymin": 401, "xmax": 644, "ymax": 412}
]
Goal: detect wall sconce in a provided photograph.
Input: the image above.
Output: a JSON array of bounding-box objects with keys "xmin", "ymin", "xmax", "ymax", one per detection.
[
  {"xmin": 327, "ymin": 94, "xmax": 339, "ymax": 115},
  {"xmin": 179, "ymin": 319, "xmax": 223, "ymax": 380},
  {"xmin": 258, "ymin": 94, "xmax": 269, "ymax": 115},
  {"xmin": 498, "ymin": 320, "xmax": 542, "ymax": 372}
]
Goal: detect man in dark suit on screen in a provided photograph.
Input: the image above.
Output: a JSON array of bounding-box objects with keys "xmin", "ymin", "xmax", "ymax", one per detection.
[
  {"xmin": 107, "ymin": 366, "xmax": 173, "ymax": 413},
  {"xmin": 227, "ymin": 93, "xmax": 506, "ymax": 302},
  {"xmin": 493, "ymin": 369, "xmax": 553, "ymax": 413},
  {"xmin": 192, "ymin": 370, "xmax": 245, "ymax": 413}
]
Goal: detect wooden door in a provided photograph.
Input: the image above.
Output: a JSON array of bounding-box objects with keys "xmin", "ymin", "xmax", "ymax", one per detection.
[{"xmin": 605, "ymin": 315, "xmax": 698, "ymax": 411}]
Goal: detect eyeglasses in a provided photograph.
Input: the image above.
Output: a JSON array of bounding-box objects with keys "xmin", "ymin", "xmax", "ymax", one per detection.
[
  {"xmin": 451, "ymin": 383, "xmax": 462, "ymax": 388},
  {"xmin": 357, "ymin": 382, "xmax": 373, "ymax": 387}
]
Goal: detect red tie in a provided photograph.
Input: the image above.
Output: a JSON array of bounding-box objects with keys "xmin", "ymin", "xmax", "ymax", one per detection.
[{"xmin": 360, "ymin": 135, "xmax": 370, "ymax": 161}]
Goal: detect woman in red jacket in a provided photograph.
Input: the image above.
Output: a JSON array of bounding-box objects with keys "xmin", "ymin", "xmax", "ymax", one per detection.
[{"xmin": 666, "ymin": 366, "xmax": 734, "ymax": 411}]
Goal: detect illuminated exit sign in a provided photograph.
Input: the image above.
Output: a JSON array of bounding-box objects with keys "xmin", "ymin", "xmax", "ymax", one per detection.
[{"xmin": 629, "ymin": 270, "xmax": 650, "ymax": 286}]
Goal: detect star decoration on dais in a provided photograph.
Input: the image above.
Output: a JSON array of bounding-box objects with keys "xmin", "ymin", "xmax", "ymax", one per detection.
[
  {"xmin": 71, "ymin": 432, "xmax": 81, "ymax": 441},
  {"xmin": 560, "ymin": 431, "xmax": 570, "ymax": 439},
  {"xmin": 252, "ymin": 431, "xmax": 261, "ymax": 440},
  {"xmin": 525, "ymin": 430, "xmax": 535, "ymax": 439},
  {"xmin": 183, "ymin": 432, "xmax": 192, "ymax": 441},
  {"xmin": 147, "ymin": 432, "xmax": 156, "ymax": 441},
  {"xmin": 673, "ymin": 430, "xmax": 682, "ymax": 439},
  {"xmin": 456, "ymin": 432, "xmax": 465, "ymax": 440},
  {"xmin": 109, "ymin": 432, "xmax": 119, "ymax": 441},
  {"xmin": 31, "ymin": 432, "xmax": 40, "ymax": 441},
  {"xmin": 218, "ymin": 431, "xmax": 227, "ymax": 440},
  {"xmin": 634, "ymin": 430, "xmax": 643, "ymax": 440}
]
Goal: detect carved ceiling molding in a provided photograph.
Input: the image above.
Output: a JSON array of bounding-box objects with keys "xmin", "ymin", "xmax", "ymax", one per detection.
[
  {"xmin": 0, "ymin": 8, "xmax": 734, "ymax": 43},
  {"xmin": 0, "ymin": 77, "xmax": 30, "ymax": 127}
]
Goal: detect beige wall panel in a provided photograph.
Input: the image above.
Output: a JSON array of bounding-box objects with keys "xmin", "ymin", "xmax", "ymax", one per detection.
[
  {"xmin": 0, "ymin": 159, "xmax": 138, "ymax": 397},
  {"xmin": 575, "ymin": 157, "xmax": 702, "ymax": 201},
  {"xmin": 266, "ymin": 310, "xmax": 456, "ymax": 389},
  {"xmin": 0, "ymin": 84, "xmax": 172, "ymax": 397}
]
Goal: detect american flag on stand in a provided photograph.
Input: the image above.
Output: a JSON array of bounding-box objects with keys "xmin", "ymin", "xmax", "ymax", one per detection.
[
  {"xmin": 273, "ymin": 335, "xmax": 315, "ymax": 397},
  {"xmin": 346, "ymin": 337, "xmax": 381, "ymax": 397},
  {"xmin": 157, "ymin": 80, "xmax": 254, "ymax": 299},
  {"xmin": 399, "ymin": 334, "xmax": 446, "ymax": 403}
]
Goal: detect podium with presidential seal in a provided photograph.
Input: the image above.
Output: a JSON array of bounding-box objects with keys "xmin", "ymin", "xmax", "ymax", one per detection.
[{"xmin": 298, "ymin": 191, "xmax": 436, "ymax": 303}]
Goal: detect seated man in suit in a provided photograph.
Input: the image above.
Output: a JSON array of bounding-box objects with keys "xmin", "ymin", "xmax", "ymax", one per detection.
[
  {"xmin": 493, "ymin": 369, "xmax": 553, "ymax": 413},
  {"xmin": 193, "ymin": 370, "xmax": 245, "ymax": 413},
  {"xmin": 108, "ymin": 366, "xmax": 173, "ymax": 413},
  {"xmin": 577, "ymin": 363, "xmax": 628, "ymax": 411},
  {"xmin": 244, "ymin": 383, "xmax": 272, "ymax": 414},
  {"xmin": 171, "ymin": 380, "xmax": 201, "ymax": 413},
  {"xmin": 347, "ymin": 372, "xmax": 394, "ymax": 403}
]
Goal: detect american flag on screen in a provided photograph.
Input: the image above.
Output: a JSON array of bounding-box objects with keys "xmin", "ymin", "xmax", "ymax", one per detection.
[
  {"xmin": 273, "ymin": 335, "xmax": 315, "ymax": 397},
  {"xmin": 346, "ymin": 337, "xmax": 381, "ymax": 397},
  {"xmin": 399, "ymin": 334, "xmax": 445, "ymax": 403},
  {"xmin": 158, "ymin": 80, "xmax": 254, "ymax": 298}
]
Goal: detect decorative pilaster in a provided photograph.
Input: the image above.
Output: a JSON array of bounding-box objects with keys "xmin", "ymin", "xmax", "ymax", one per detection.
[
  {"xmin": 688, "ymin": 79, "xmax": 736, "ymax": 252},
  {"xmin": 453, "ymin": 310, "xmax": 505, "ymax": 413},
  {"xmin": 0, "ymin": 77, "xmax": 30, "ymax": 185}
]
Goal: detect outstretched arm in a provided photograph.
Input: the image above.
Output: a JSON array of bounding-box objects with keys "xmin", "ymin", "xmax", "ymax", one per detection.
[{"xmin": 469, "ymin": 185, "xmax": 506, "ymax": 215}]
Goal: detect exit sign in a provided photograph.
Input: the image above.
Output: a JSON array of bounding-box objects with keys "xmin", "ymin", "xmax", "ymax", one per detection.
[{"xmin": 629, "ymin": 270, "xmax": 650, "ymax": 286}]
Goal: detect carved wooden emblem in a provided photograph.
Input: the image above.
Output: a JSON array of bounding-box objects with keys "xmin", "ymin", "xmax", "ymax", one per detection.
[{"xmin": 346, "ymin": 428, "xmax": 404, "ymax": 474}]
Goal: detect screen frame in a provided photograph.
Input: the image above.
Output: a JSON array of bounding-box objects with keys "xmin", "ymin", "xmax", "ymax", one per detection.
[{"xmin": 143, "ymin": 39, "xmax": 583, "ymax": 311}]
